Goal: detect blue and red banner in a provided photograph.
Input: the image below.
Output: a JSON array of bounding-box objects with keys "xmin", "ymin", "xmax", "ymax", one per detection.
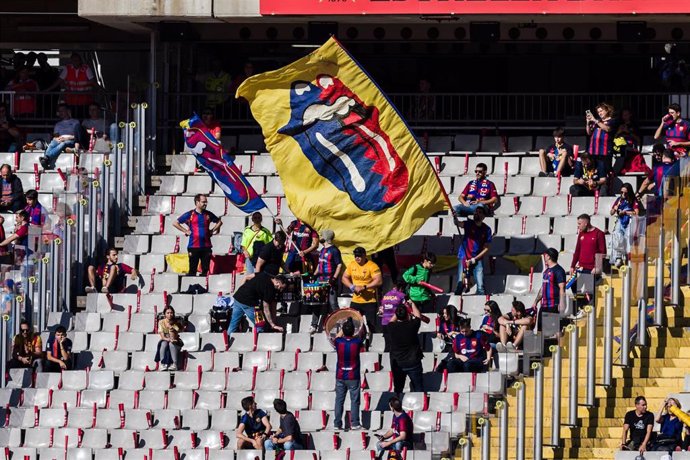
[{"xmin": 180, "ymin": 115, "xmax": 266, "ymax": 214}]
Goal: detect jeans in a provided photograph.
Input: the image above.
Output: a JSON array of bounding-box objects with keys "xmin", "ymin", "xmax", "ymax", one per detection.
[
  {"xmin": 334, "ymin": 379, "xmax": 361, "ymax": 429},
  {"xmin": 245, "ymin": 258, "xmax": 255, "ymax": 275},
  {"xmin": 45, "ymin": 138, "xmax": 75, "ymax": 162},
  {"xmin": 610, "ymin": 220, "xmax": 631, "ymax": 263},
  {"xmin": 456, "ymin": 259, "xmax": 485, "ymax": 295},
  {"xmin": 391, "ymin": 360, "xmax": 424, "ymax": 394},
  {"xmin": 454, "ymin": 203, "xmax": 485, "ymax": 217},
  {"xmin": 227, "ymin": 299, "xmax": 255, "ymax": 337},
  {"xmin": 157, "ymin": 340, "xmax": 180, "ymax": 367},
  {"xmin": 376, "ymin": 440, "xmax": 412, "ymax": 456},
  {"xmin": 264, "ymin": 439, "xmax": 302, "ymax": 451},
  {"xmin": 188, "ymin": 247, "xmax": 212, "ymax": 276}
]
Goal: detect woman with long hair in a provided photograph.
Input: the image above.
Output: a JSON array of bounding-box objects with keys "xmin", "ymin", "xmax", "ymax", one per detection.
[{"xmin": 610, "ymin": 182, "xmax": 641, "ymax": 267}]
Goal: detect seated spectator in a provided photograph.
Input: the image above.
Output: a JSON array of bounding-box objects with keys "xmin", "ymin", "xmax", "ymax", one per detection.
[
  {"xmin": 446, "ymin": 318, "xmax": 491, "ymax": 373},
  {"xmin": 480, "ymin": 300, "xmax": 502, "ymax": 345},
  {"xmin": 376, "ymin": 397, "xmax": 414, "ymax": 457},
  {"xmin": 86, "ymin": 248, "xmax": 138, "ymax": 294},
  {"xmin": 621, "ymin": 396, "xmax": 654, "ymax": 454},
  {"xmin": 652, "ymin": 397, "xmax": 683, "ymax": 452},
  {"xmin": 497, "ymin": 301, "xmax": 534, "ymax": 352},
  {"xmin": 654, "ymin": 102, "xmax": 690, "ymax": 157},
  {"xmin": 610, "ymin": 183, "xmax": 641, "ymax": 268},
  {"xmin": 570, "ymin": 153, "xmax": 606, "ymax": 197},
  {"xmin": 639, "ymin": 149, "xmax": 680, "ymax": 204},
  {"xmin": 155, "ymin": 306, "xmax": 183, "ymax": 371},
  {"xmin": 454, "ymin": 206, "xmax": 492, "ymax": 295},
  {"xmin": 8, "ymin": 320, "xmax": 43, "ymax": 371},
  {"xmin": 636, "ymin": 144, "xmax": 665, "ymax": 197},
  {"xmin": 201, "ymin": 108, "xmax": 222, "ymax": 141},
  {"xmin": 0, "ymin": 210, "xmax": 30, "ymax": 250},
  {"xmin": 618, "ymin": 107, "xmax": 642, "ymax": 148},
  {"xmin": 24, "ymin": 190, "xmax": 46, "ymax": 227},
  {"xmin": 241, "ymin": 211, "xmax": 273, "ymax": 275},
  {"xmin": 454, "ymin": 162, "xmax": 499, "ymax": 217},
  {"xmin": 82, "ymin": 103, "xmax": 114, "ymax": 150},
  {"xmin": 5, "ymin": 67, "xmax": 39, "ymax": 116},
  {"xmin": 0, "ymin": 164, "xmax": 25, "ymax": 213},
  {"xmin": 44, "ymin": 325, "xmax": 72, "ymax": 372},
  {"xmin": 538, "ymin": 127, "xmax": 574, "ymax": 177},
  {"xmin": 0, "ymin": 103, "xmax": 22, "ymax": 152},
  {"xmin": 264, "ymin": 398, "xmax": 303, "ymax": 451},
  {"xmin": 2, "ymin": 279, "xmax": 15, "ymax": 321},
  {"xmin": 39, "ymin": 104, "xmax": 82, "ymax": 170},
  {"xmin": 437, "ymin": 304, "xmax": 459, "ymax": 351},
  {"xmin": 236, "ymin": 396, "xmax": 272, "ymax": 450}
]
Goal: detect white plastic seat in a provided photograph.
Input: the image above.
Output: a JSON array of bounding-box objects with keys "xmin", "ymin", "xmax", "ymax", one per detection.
[
  {"xmin": 0, "ymin": 428, "xmax": 22, "ymax": 447},
  {"xmin": 88, "ymin": 370, "xmax": 115, "ymax": 390},
  {"xmin": 108, "ymin": 429, "xmax": 138, "ymax": 449},
  {"xmin": 309, "ymin": 391, "xmax": 335, "ymax": 411},
  {"xmin": 23, "ymin": 428, "xmax": 54, "ymax": 448},
  {"xmin": 517, "ymin": 196, "xmax": 544, "ymax": 216},
  {"xmin": 94, "ymin": 408, "xmax": 123, "ymax": 429},
  {"xmin": 520, "ymin": 156, "xmax": 542, "ymax": 176},
  {"xmin": 180, "ymin": 408, "xmax": 210, "ymax": 430},
  {"xmin": 242, "ymin": 352, "xmax": 270, "ymax": 371},
  {"xmin": 195, "ymin": 390, "xmax": 223, "ymax": 410},
  {"xmin": 89, "ymin": 332, "xmax": 117, "ymax": 351},
  {"xmin": 570, "ymin": 196, "xmax": 596, "ymax": 216},
  {"xmin": 11, "ymin": 448, "xmax": 38, "ymax": 460},
  {"xmin": 256, "ymin": 333, "xmax": 283, "ymax": 352},
  {"xmin": 310, "ymin": 372, "xmax": 335, "ymax": 392},
  {"xmin": 524, "ymin": 216, "xmax": 551, "ymax": 235},
  {"xmin": 467, "ymin": 156, "xmax": 495, "ymax": 175},
  {"xmin": 496, "ymin": 216, "xmax": 522, "ymax": 237},
  {"xmin": 187, "ymin": 314, "xmax": 212, "ymax": 334},
  {"xmin": 151, "ymin": 272, "xmax": 180, "ymax": 293},
  {"xmin": 270, "ymin": 351, "xmax": 298, "ymax": 372},
  {"xmin": 7, "ymin": 368, "xmax": 32, "ymax": 388},
  {"xmin": 138, "ymin": 390, "xmax": 167, "ymax": 411},
  {"xmin": 552, "ymin": 216, "xmax": 579, "ymax": 235},
  {"xmin": 79, "ymin": 428, "xmax": 107, "ymax": 449},
  {"xmin": 532, "ymin": 177, "xmax": 562, "ymax": 196},
  {"xmin": 200, "ymin": 333, "xmax": 228, "ymax": 352},
  {"xmin": 225, "ymin": 391, "xmax": 253, "ymax": 410},
  {"xmin": 228, "ymin": 333, "xmax": 256, "ymax": 352},
  {"xmin": 208, "ymin": 275, "xmax": 233, "ymax": 295},
  {"xmin": 101, "ymin": 311, "xmax": 129, "ymax": 332},
  {"xmin": 158, "ymin": 175, "xmax": 186, "ymax": 195},
  {"xmin": 8, "ymin": 407, "xmax": 36, "ymax": 427},
  {"xmin": 439, "ymin": 157, "xmax": 467, "ymax": 177},
  {"xmin": 402, "ymin": 392, "xmax": 428, "ymax": 411},
  {"xmin": 505, "ymin": 175, "xmax": 533, "ymax": 196},
  {"xmin": 504, "ymin": 274, "xmax": 534, "ymax": 295},
  {"xmin": 167, "ymin": 389, "xmax": 196, "ymax": 410},
  {"xmin": 536, "ymin": 234, "xmax": 563, "ymax": 253},
  {"xmin": 296, "ymin": 352, "xmax": 324, "ymax": 371},
  {"xmin": 108, "ymin": 389, "xmax": 137, "ymax": 409},
  {"xmin": 61, "ymin": 370, "xmax": 88, "ymax": 391},
  {"xmin": 135, "ymin": 215, "xmax": 164, "ymax": 234},
  {"xmin": 364, "ymin": 372, "xmax": 392, "ymax": 392},
  {"xmin": 214, "ymin": 351, "xmax": 240, "ymax": 370},
  {"xmin": 123, "ymin": 234, "xmax": 150, "ymax": 255},
  {"xmin": 130, "ymin": 351, "xmax": 157, "ymax": 372},
  {"xmin": 310, "ymin": 432, "xmax": 339, "ymax": 451}
]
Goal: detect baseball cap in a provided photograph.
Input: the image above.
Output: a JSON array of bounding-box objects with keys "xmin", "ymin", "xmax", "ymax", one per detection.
[
  {"xmin": 544, "ymin": 248, "xmax": 559, "ymax": 261},
  {"xmin": 319, "ymin": 229, "xmax": 335, "ymax": 244},
  {"xmin": 353, "ymin": 247, "xmax": 366, "ymax": 257}
]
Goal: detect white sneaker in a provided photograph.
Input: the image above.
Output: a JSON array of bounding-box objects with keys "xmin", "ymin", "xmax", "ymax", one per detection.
[
  {"xmin": 160, "ymin": 364, "xmax": 168, "ymax": 371},
  {"xmin": 506, "ymin": 342, "xmax": 517, "ymax": 352},
  {"xmin": 350, "ymin": 425, "xmax": 363, "ymax": 431},
  {"xmin": 496, "ymin": 343, "xmax": 507, "ymax": 353},
  {"xmin": 85, "ymin": 286, "xmax": 97, "ymax": 294},
  {"xmin": 168, "ymin": 364, "xmax": 177, "ymax": 371},
  {"xmin": 101, "ymin": 287, "xmax": 109, "ymax": 293},
  {"xmin": 309, "ymin": 326, "xmax": 317, "ymax": 335},
  {"xmin": 573, "ymin": 309, "xmax": 587, "ymax": 321}
]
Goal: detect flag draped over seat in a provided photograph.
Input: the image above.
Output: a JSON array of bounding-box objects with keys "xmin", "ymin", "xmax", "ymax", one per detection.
[
  {"xmin": 180, "ymin": 114, "xmax": 266, "ymax": 214},
  {"xmin": 236, "ymin": 37, "xmax": 448, "ymax": 255}
]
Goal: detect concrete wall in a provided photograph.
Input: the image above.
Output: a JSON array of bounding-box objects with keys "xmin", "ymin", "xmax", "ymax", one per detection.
[{"xmin": 78, "ymin": 0, "xmax": 261, "ymax": 21}]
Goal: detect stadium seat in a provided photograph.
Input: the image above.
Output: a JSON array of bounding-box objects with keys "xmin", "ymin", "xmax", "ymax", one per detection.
[
  {"xmin": 158, "ymin": 175, "xmax": 186, "ymax": 195},
  {"xmin": 505, "ymin": 175, "xmax": 532, "ymax": 196},
  {"xmin": 506, "ymin": 136, "xmax": 534, "ymax": 153},
  {"xmin": 138, "ymin": 390, "xmax": 167, "ymax": 411},
  {"xmin": 479, "ymin": 135, "xmax": 505, "ymax": 154},
  {"xmin": 186, "ymin": 351, "xmax": 215, "ymax": 372},
  {"xmin": 199, "ymin": 371, "xmax": 227, "ymax": 391},
  {"xmin": 504, "ymin": 275, "xmax": 534, "ymax": 295},
  {"xmin": 452, "ymin": 134, "xmax": 480, "ymax": 153},
  {"xmin": 185, "ymin": 175, "xmax": 213, "ymax": 195},
  {"xmin": 520, "ymin": 156, "xmax": 542, "ymax": 176},
  {"xmin": 169, "ymin": 155, "xmax": 198, "ymax": 175}
]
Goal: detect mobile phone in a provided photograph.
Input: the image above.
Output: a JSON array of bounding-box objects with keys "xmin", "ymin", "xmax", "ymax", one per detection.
[{"xmin": 585, "ymin": 110, "xmax": 593, "ymax": 118}]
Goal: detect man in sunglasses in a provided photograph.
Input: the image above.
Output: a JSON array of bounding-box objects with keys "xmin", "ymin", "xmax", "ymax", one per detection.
[
  {"xmin": 8, "ymin": 320, "xmax": 43, "ymax": 371},
  {"xmin": 454, "ymin": 163, "xmax": 499, "ymax": 217}
]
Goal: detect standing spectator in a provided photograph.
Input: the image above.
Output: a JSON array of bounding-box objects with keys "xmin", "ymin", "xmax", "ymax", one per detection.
[
  {"xmin": 85, "ymin": 248, "xmax": 138, "ymax": 294},
  {"xmin": 34, "ymin": 52, "xmax": 59, "ymax": 91},
  {"xmin": 173, "ymin": 194, "xmax": 222, "ymax": 276},
  {"xmin": 0, "ymin": 164, "xmax": 25, "ymax": 213},
  {"xmin": 375, "ymin": 397, "xmax": 414, "ymax": 457},
  {"xmin": 227, "ymin": 272, "xmax": 287, "ymax": 337},
  {"xmin": 236, "ymin": 396, "xmax": 271, "ymax": 450},
  {"xmin": 618, "ymin": 107, "xmax": 642, "ymax": 148},
  {"xmin": 387, "ymin": 303, "xmax": 424, "ymax": 393},
  {"xmin": 447, "ymin": 318, "xmax": 492, "ymax": 373},
  {"xmin": 201, "ymin": 58, "xmax": 232, "ymax": 108},
  {"xmin": 0, "ymin": 104, "xmax": 21, "ymax": 152},
  {"xmin": 39, "ymin": 104, "xmax": 82, "ymax": 170},
  {"xmin": 310, "ymin": 229, "xmax": 343, "ymax": 334},
  {"xmin": 276, "ymin": 218, "xmax": 319, "ymax": 273},
  {"xmin": 585, "ymin": 102, "xmax": 617, "ymax": 173},
  {"xmin": 653, "ymin": 397, "xmax": 683, "ymax": 452},
  {"xmin": 240, "ymin": 212, "xmax": 273, "ymax": 275},
  {"xmin": 379, "ymin": 279, "xmax": 408, "ymax": 351},
  {"xmin": 44, "ymin": 326, "xmax": 72, "ymax": 372},
  {"xmin": 621, "ymin": 396, "xmax": 654, "ymax": 454},
  {"xmin": 454, "ymin": 207, "xmax": 492, "ymax": 296},
  {"xmin": 371, "ymin": 246, "xmax": 399, "ymax": 285},
  {"xmin": 538, "ymin": 127, "xmax": 574, "ymax": 177},
  {"xmin": 402, "ymin": 252, "xmax": 437, "ymax": 312},
  {"xmin": 333, "ymin": 318, "xmax": 363, "ymax": 431},
  {"xmin": 24, "ymin": 190, "xmax": 46, "ymax": 227},
  {"xmin": 0, "ymin": 210, "xmax": 30, "ymax": 249},
  {"xmin": 8, "ymin": 320, "xmax": 43, "ymax": 371},
  {"xmin": 254, "ymin": 231, "xmax": 287, "ymax": 276},
  {"xmin": 201, "ymin": 108, "xmax": 222, "ymax": 141},
  {"xmin": 264, "ymin": 399, "xmax": 303, "ymax": 451},
  {"xmin": 610, "ymin": 183, "xmax": 641, "ymax": 268},
  {"xmin": 4, "ymin": 67, "xmax": 39, "ymax": 116},
  {"xmin": 341, "ymin": 247, "xmax": 383, "ymax": 336},
  {"xmin": 532, "ymin": 248, "xmax": 567, "ymax": 317},
  {"xmin": 230, "ymin": 62, "xmax": 255, "ymax": 95},
  {"xmin": 571, "ymin": 214, "xmax": 607, "ymax": 277},
  {"xmin": 45, "ymin": 53, "xmax": 98, "ymax": 117},
  {"xmin": 454, "ymin": 163, "xmax": 499, "ymax": 217},
  {"xmin": 155, "ymin": 306, "xmax": 183, "ymax": 371},
  {"xmin": 437, "ymin": 304, "xmax": 460, "ymax": 351},
  {"xmin": 569, "ymin": 153, "xmax": 607, "ymax": 197},
  {"xmin": 414, "ymin": 77, "xmax": 436, "ymax": 120},
  {"xmin": 654, "ymin": 103, "xmax": 690, "ymax": 157},
  {"xmin": 497, "ymin": 301, "xmax": 534, "ymax": 352}
]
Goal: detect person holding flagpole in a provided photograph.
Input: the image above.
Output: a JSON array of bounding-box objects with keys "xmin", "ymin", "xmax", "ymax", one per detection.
[{"xmin": 342, "ymin": 247, "xmax": 383, "ymax": 339}]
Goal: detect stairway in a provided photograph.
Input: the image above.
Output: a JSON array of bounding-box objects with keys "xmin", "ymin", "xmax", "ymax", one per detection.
[{"xmin": 463, "ymin": 277, "xmax": 690, "ymax": 460}]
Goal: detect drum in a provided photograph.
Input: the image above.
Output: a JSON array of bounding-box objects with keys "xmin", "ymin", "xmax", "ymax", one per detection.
[
  {"xmin": 301, "ymin": 280, "xmax": 331, "ymax": 306},
  {"xmin": 278, "ymin": 274, "xmax": 302, "ymax": 303},
  {"xmin": 323, "ymin": 308, "xmax": 366, "ymax": 346}
]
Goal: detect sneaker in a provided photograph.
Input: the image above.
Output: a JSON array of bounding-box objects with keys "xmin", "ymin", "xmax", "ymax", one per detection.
[
  {"xmin": 506, "ymin": 342, "xmax": 517, "ymax": 352},
  {"xmin": 538, "ymin": 172, "xmax": 548, "ymax": 177},
  {"xmin": 496, "ymin": 343, "xmax": 507, "ymax": 353},
  {"xmin": 39, "ymin": 156, "xmax": 49, "ymax": 169},
  {"xmin": 547, "ymin": 172, "xmax": 555, "ymax": 177},
  {"xmin": 350, "ymin": 425, "xmax": 363, "ymax": 431},
  {"xmin": 160, "ymin": 364, "xmax": 168, "ymax": 371},
  {"xmin": 309, "ymin": 326, "xmax": 317, "ymax": 335},
  {"xmin": 572, "ymin": 309, "xmax": 587, "ymax": 321},
  {"xmin": 85, "ymin": 286, "xmax": 97, "ymax": 294},
  {"xmin": 334, "ymin": 425, "xmax": 343, "ymax": 431},
  {"xmin": 168, "ymin": 364, "xmax": 177, "ymax": 371},
  {"xmin": 101, "ymin": 287, "xmax": 109, "ymax": 293}
]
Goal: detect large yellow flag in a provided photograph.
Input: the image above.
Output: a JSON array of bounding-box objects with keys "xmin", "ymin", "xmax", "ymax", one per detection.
[{"xmin": 237, "ymin": 37, "xmax": 448, "ymax": 255}]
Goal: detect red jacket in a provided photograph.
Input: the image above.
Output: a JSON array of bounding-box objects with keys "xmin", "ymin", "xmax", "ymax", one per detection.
[{"xmin": 572, "ymin": 226, "xmax": 606, "ymax": 271}]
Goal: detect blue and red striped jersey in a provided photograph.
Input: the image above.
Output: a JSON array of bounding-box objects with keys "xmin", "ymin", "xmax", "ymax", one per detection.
[
  {"xmin": 178, "ymin": 210, "xmax": 219, "ymax": 249},
  {"xmin": 335, "ymin": 336, "xmax": 362, "ymax": 381},
  {"xmin": 392, "ymin": 412, "xmax": 414, "ymax": 439},
  {"xmin": 287, "ymin": 220, "xmax": 318, "ymax": 253},
  {"xmin": 541, "ymin": 264, "xmax": 567, "ymax": 311},
  {"xmin": 458, "ymin": 220, "xmax": 492, "ymax": 262},
  {"xmin": 588, "ymin": 119, "xmax": 616, "ymax": 156},
  {"xmin": 25, "ymin": 203, "xmax": 47, "ymax": 226},
  {"xmin": 663, "ymin": 119, "xmax": 690, "ymax": 151},
  {"xmin": 480, "ymin": 314, "xmax": 498, "ymax": 335},
  {"xmin": 317, "ymin": 245, "xmax": 342, "ymax": 281},
  {"xmin": 438, "ymin": 320, "xmax": 459, "ymax": 337},
  {"xmin": 452, "ymin": 330, "xmax": 489, "ymax": 361}
]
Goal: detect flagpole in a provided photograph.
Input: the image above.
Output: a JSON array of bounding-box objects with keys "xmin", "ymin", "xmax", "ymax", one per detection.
[{"xmin": 268, "ymin": 209, "xmax": 309, "ymax": 272}]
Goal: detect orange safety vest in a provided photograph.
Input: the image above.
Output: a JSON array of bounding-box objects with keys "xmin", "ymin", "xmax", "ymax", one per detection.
[{"xmin": 63, "ymin": 64, "xmax": 94, "ymax": 106}]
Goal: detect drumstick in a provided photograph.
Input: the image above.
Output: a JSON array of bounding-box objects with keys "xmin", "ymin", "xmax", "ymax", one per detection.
[
  {"xmin": 406, "ymin": 305, "xmax": 431, "ymax": 324},
  {"xmin": 419, "ymin": 281, "xmax": 443, "ymax": 294}
]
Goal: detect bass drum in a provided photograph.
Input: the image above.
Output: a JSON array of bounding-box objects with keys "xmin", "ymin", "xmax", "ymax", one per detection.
[{"xmin": 322, "ymin": 308, "xmax": 366, "ymax": 347}]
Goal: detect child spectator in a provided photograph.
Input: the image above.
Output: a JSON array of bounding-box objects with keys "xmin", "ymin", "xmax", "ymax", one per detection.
[
  {"xmin": 497, "ymin": 301, "xmax": 534, "ymax": 352},
  {"xmin": 264, "ymin": 399, "xmax": 303, "ymax": 450},
  {"xmin": 24, "ymin": 190, "xmax": 47, "ymax": 227},
  {"xmin": 85, "ymin": 248, "xmax": 138, "ymax": 294},
  {"xmin": 155, "ymin": 306, "xmax": 183, "ymax": 371},
  {"xmin": 236, "ymin": 396, "xmax": 272, "ymax": 450},
  {"xmin": 0, "ymin": 164, "xmax": 25, "ymax": 213},
  {"xmin": 447, "ymin": 317, "xmax": 492, "ymax": 373},
  {"xmin": 538, "ymin": 127, "xmax": 574, "ymax": 177},
  {"xmin": 0, "ymin": 210, "xmax": 30, "ymax": 250},
  {"xmin": 44, "ymin": 326, "xmax": 72, "ymax": 372}
]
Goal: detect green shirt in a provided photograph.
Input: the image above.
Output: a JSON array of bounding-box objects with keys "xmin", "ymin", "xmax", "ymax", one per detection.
[
  {"xmin": 241, "ymin": 226, "xmax": 273, "ymax": 258},
  {"xmin": 402, "ymin": 263, "xmax": 432, "ymax": 302}
]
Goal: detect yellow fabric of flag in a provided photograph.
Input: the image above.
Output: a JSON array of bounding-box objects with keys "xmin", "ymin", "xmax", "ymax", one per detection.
[{"xmin": 237, "ymin": 37, "xmax": 448, "ymax": 256}]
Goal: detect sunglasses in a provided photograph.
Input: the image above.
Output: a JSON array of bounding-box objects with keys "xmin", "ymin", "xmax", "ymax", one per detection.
[
  {"xmin": 21, "ymin": 329, "xmax": 30, "ymax": 333},
  {"xmin": 475, "ymin": 170, "xmax": 485, "ymax": 174}
]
